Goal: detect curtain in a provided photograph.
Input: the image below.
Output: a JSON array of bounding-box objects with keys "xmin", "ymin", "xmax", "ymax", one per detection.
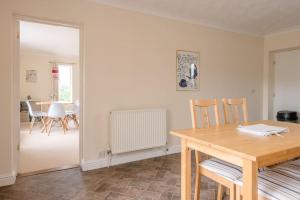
[{"xmin": 51, "ymin": 63, "xmax": 59, "ymax": 101}]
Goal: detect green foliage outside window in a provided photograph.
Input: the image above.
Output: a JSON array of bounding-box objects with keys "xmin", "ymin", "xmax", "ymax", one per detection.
[{"xmin": 59, "ymin": 85, "xmax": 72, "ymax": 101}]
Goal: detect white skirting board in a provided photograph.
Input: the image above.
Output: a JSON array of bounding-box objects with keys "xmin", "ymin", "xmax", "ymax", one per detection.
[
  {"xmin": 0, "ymin": 172, "xmax": 16, "ymax": 187},
  {"xmin": 81, "ymin": 145, "xmax": 181, "ymax": 171}
]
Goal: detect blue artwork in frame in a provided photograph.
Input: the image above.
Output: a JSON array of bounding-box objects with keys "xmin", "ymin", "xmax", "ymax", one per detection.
[{"xmin": 176, "ymin": 50, "xmax": 200, "ymax": 91}]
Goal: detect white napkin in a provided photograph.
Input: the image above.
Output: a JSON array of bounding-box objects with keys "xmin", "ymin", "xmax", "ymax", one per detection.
[{"xmin": 237, "ymin": 124, "xmax": 288, "ymax": 136}]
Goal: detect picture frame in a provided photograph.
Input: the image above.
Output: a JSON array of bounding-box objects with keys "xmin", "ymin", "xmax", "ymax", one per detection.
[
  {"xmin": 176, "ymin": 50, "xmax": 200, "ymax": 91},
  {"xmin": 25, "ymin": 69, "xmax": 37, "ymax": 83}
]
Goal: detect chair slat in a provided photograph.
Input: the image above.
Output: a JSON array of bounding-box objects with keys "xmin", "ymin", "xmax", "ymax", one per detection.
[
  {"xmin": 222, "ymin": 98, "xmax": 248, "ymax": 124},
  {"xmin": 190, "ymin": 99, "xmax": 220, "ymax": 128}
]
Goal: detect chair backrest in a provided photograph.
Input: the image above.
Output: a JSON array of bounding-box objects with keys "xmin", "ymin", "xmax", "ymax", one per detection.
[
  {"xmin": 25, "ymin": 101, "xmax": 33, "ymax": 116},
  {"xmin": 48, "ymin": 103, "xmax": 66, "ymax": 118},
  {"xmin": 190, "ymin": 99, "xmax": 220, "ymax": 128},
  {"xmin": 222, "ymin": 98, "xmax": 248, "ymax": 124}
]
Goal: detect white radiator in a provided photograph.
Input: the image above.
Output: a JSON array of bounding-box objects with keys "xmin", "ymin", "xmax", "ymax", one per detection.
[{"xmin": 110, "ymin": 109, "xmax": 167, "ymax": 154}]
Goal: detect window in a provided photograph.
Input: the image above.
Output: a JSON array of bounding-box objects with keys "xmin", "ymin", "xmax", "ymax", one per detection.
[{"xmin": 58, "ymin": 64, "xmax": 72, "ymax": 102}]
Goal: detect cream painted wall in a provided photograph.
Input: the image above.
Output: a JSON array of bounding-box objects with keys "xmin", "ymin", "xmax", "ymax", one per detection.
[
  {"xmin": 263, "ymin": 30, "xmax": 300, "ymax": 119},
  {"xmin": 1, "ymin": 0, "xmax": 263, "ymax": 176},
  {"xmin": 0, "ymin": 1, "xmax": 13, "ymax": 175},
  {"xmin": 20, "ymin": 52, "xmax": 79, "ymax": 101}
]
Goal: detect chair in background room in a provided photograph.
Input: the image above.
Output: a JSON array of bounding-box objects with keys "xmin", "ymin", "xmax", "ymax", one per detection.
[
  {"xmin": 190, "ymin": 99, "xmax": 242, "ymax": 200},
  {"xmin": 65, "ymin": 100, "xmax": 79, "ymax": 129},
  {"xmin": 222, "ymin": 97, "xmax": 248, "ymax": 124},
  {"xmin": 26, "ymin": 101, "xmax": 47, "ymax": 134},
  {"xmin": 44, "ymin": 103, "xmax": 67, "ymax": 135}
]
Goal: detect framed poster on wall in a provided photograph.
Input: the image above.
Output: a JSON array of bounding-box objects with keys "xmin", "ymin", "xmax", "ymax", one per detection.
[
  {"xmin": 25, "ymin": 69, "xmax": 37, "ymax": 82},
  {"xmin": 176, "ymin": 50, "xmax": 200, "ymax": 91}
]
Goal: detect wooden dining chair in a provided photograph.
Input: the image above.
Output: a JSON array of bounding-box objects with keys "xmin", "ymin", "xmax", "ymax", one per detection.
[
  {"xmin": 191, "ymin": 99, "xmax": 242, "ymax": 200},
  {"xmin": 222, "ymin": 97, "xmax": 300, "ymax": 200},
  {"xmin": 235, "ymin": 159, "xmax": 300, "ymax": 200},
  {"xmin": 222, "ymin": 98, "xmax": 248, "ymax": 124}
]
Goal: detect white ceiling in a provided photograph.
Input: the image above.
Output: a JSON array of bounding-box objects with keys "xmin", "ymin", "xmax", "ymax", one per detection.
[
  {"xmin": 91, "ymin": 0, "xmax": 300, "ymax": 36},
  {"xmin": 20, "ymin": 21, "xmax": 79, "ymax": 58}
]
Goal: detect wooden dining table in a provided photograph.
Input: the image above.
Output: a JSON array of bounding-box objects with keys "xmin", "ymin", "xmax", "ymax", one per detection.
[
  {"xmin": 171, "ymin": 120, "xmax": 300, "ymax": 200},
  {"xmin": 35, "ymin": 101, "xmax": 73, "ymax": 105}
]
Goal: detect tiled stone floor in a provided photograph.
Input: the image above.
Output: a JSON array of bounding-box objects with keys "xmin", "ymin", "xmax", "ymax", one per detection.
[{"xmin": 0, "ymin": 154, "xmax": 224, "ymax": 200}]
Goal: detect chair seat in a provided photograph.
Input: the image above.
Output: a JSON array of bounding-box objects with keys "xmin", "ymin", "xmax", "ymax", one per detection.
[
  {"xmin": 272, "ymin": 158, "xmax": 300, "ymax": 178},
  {"xmin": 66, "ymin": 110, "xmax": 75, "ymax": 115},
  {"xmin": 200, "ymin": 158, "xmax": 242, "ymax": 182},
  {"xmin": 235, "ymin": 169, "xmax": 300, "ymax": 200}
]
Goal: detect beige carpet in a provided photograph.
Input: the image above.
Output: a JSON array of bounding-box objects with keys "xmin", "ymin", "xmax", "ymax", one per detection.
[{"xmin": 19, "ymin": 122, "xmax": 79, "ymax": 174}]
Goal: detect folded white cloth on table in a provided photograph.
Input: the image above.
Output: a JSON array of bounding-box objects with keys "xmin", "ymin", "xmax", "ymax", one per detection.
[{"xmin": 237, "ymin": 124, "xmax": 288, "ymax": 136}]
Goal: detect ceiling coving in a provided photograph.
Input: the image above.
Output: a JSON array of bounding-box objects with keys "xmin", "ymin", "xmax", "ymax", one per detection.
[{"xmin": 91, "ymin": 0, "xmax": 300, "ymax": 36}]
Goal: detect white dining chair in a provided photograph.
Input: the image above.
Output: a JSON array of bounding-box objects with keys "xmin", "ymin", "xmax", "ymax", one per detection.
[
  {"xmin": 65, "ymin": 100, "xmax": 79, "ymax": 129},
  {"xmin": 44, "ymin": 103, "xmax": 67, "ymax": 135},
  {"xmin": 26, "ymin": 101, "xmax": 47, "ymax": 134}
]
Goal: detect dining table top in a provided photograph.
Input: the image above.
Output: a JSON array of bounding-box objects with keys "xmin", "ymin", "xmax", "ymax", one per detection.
[
  {"xmin": 171, "ymin": 120, "xmax": 300, "ymax": 165},
  {"xmin": 35, "ymin": 101, "xmax": 73, "ymax": 105}
]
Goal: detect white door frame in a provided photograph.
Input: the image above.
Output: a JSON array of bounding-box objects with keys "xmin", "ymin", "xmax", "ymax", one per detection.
[
  {"xmin": 12, "ymin": 14, "xmax": 85, "ymax": 174},
  {"xmin": 266, "ymin": 46, "xmax": 300, "ymax": 119}
]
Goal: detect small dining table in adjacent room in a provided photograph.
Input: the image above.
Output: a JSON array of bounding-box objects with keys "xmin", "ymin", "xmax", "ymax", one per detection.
[
  {"xmin": 171, "ymin": 120, "xmax": 300, "ymax": 200},
  {"xmin": 35, "ymin": 100, "xmax": 73, "ymax": 111}
]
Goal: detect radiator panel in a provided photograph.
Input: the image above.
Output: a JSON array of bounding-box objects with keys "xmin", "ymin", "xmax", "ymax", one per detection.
[{"xmin": 110, "ymin": 109, "xmax": 167, "ymax": 154}]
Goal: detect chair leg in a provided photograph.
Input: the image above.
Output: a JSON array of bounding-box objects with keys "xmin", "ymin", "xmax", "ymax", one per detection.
[
  {"xmin": 41, "ymin": 117, "xmax": 46, "ymax": 132},
  {"xmin": 75, "ymin": 118, "xmax": 79, "ymax": 129},
  {"xmin": 65, "ymin": 116, "xmax": 69, "ymax": 129},
  {"xmin": 229, "ymin": 184, "xmax": 236, "ymax": 200},
  {"xmin": 60, "ymin": 118, "xmax": 66, "ymax": 134},
  {"xmin": 39, "ymin": 117, "xmax": 43, "ymax": 128},
  {"xmin": 194, "ymin": 167, "xmax": 201, "ymax": 200},
  {"xmin": 72, "ymin": 114, "xmax": 75, "ymax": 126},
  {"xmin": 47, "ymin": 119, "xmax": 54, "ymax": 135},
  {"xmin": 41, "ymin": 117, "xmax": 44, "ymax": 126},
  {"xmin": 42, "ymin": 118, "xmax": 50, "ymax": 133},
  {"xmin": 217, "ymin": 184, "xmax": 224, "ymax": 200},
  {"xmin": 76, "ymin": 116, "xmax": 79, "ymax": 129},
  {"xmin": 71, "ymin": 114, "xmax": 79, "ymax": 128},
  {"xmin": 29, "ymin": 117, "xmax": 35, "ymax": 134},
  {"xmin": 236, "ymin": 186, "xmax": 241, "ymax": 200},
  {"xmin": 63, "ymin": 117, "xmax": 69, "ymax": 131}
]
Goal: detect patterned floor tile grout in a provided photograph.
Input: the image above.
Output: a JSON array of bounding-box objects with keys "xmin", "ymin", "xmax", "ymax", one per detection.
[{"xmin": 0, "ymin": 154, "xmax": 228, "ymax": 200}]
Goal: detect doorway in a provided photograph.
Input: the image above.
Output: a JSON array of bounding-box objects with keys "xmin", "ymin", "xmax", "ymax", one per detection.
[
  {"xmin": 14, "ymin": 17, "xmax": 83, "ymax": 175},
  {"xmin": 268, "ymin": 48, "xmax": 300, "ymax": 120}
]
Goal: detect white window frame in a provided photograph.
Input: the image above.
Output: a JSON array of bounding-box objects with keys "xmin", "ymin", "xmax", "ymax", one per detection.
[{"xmin": 58, "ymin": 64, "xmax": 73, "ymax": 102}]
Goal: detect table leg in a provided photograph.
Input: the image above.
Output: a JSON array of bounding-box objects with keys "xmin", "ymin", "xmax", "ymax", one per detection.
[
  {"xmin": 243, "ymin": 159, "xmax": 258, "ymax": 200},
  {"xmin": 181, "ymin": 139, "xmax": 191, "ymax": 200}
]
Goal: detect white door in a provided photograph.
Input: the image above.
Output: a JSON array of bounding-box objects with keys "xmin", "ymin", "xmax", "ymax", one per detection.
[{"xmin": 273, "ymin": 49, "xmax": 300, "ymax": 119}]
